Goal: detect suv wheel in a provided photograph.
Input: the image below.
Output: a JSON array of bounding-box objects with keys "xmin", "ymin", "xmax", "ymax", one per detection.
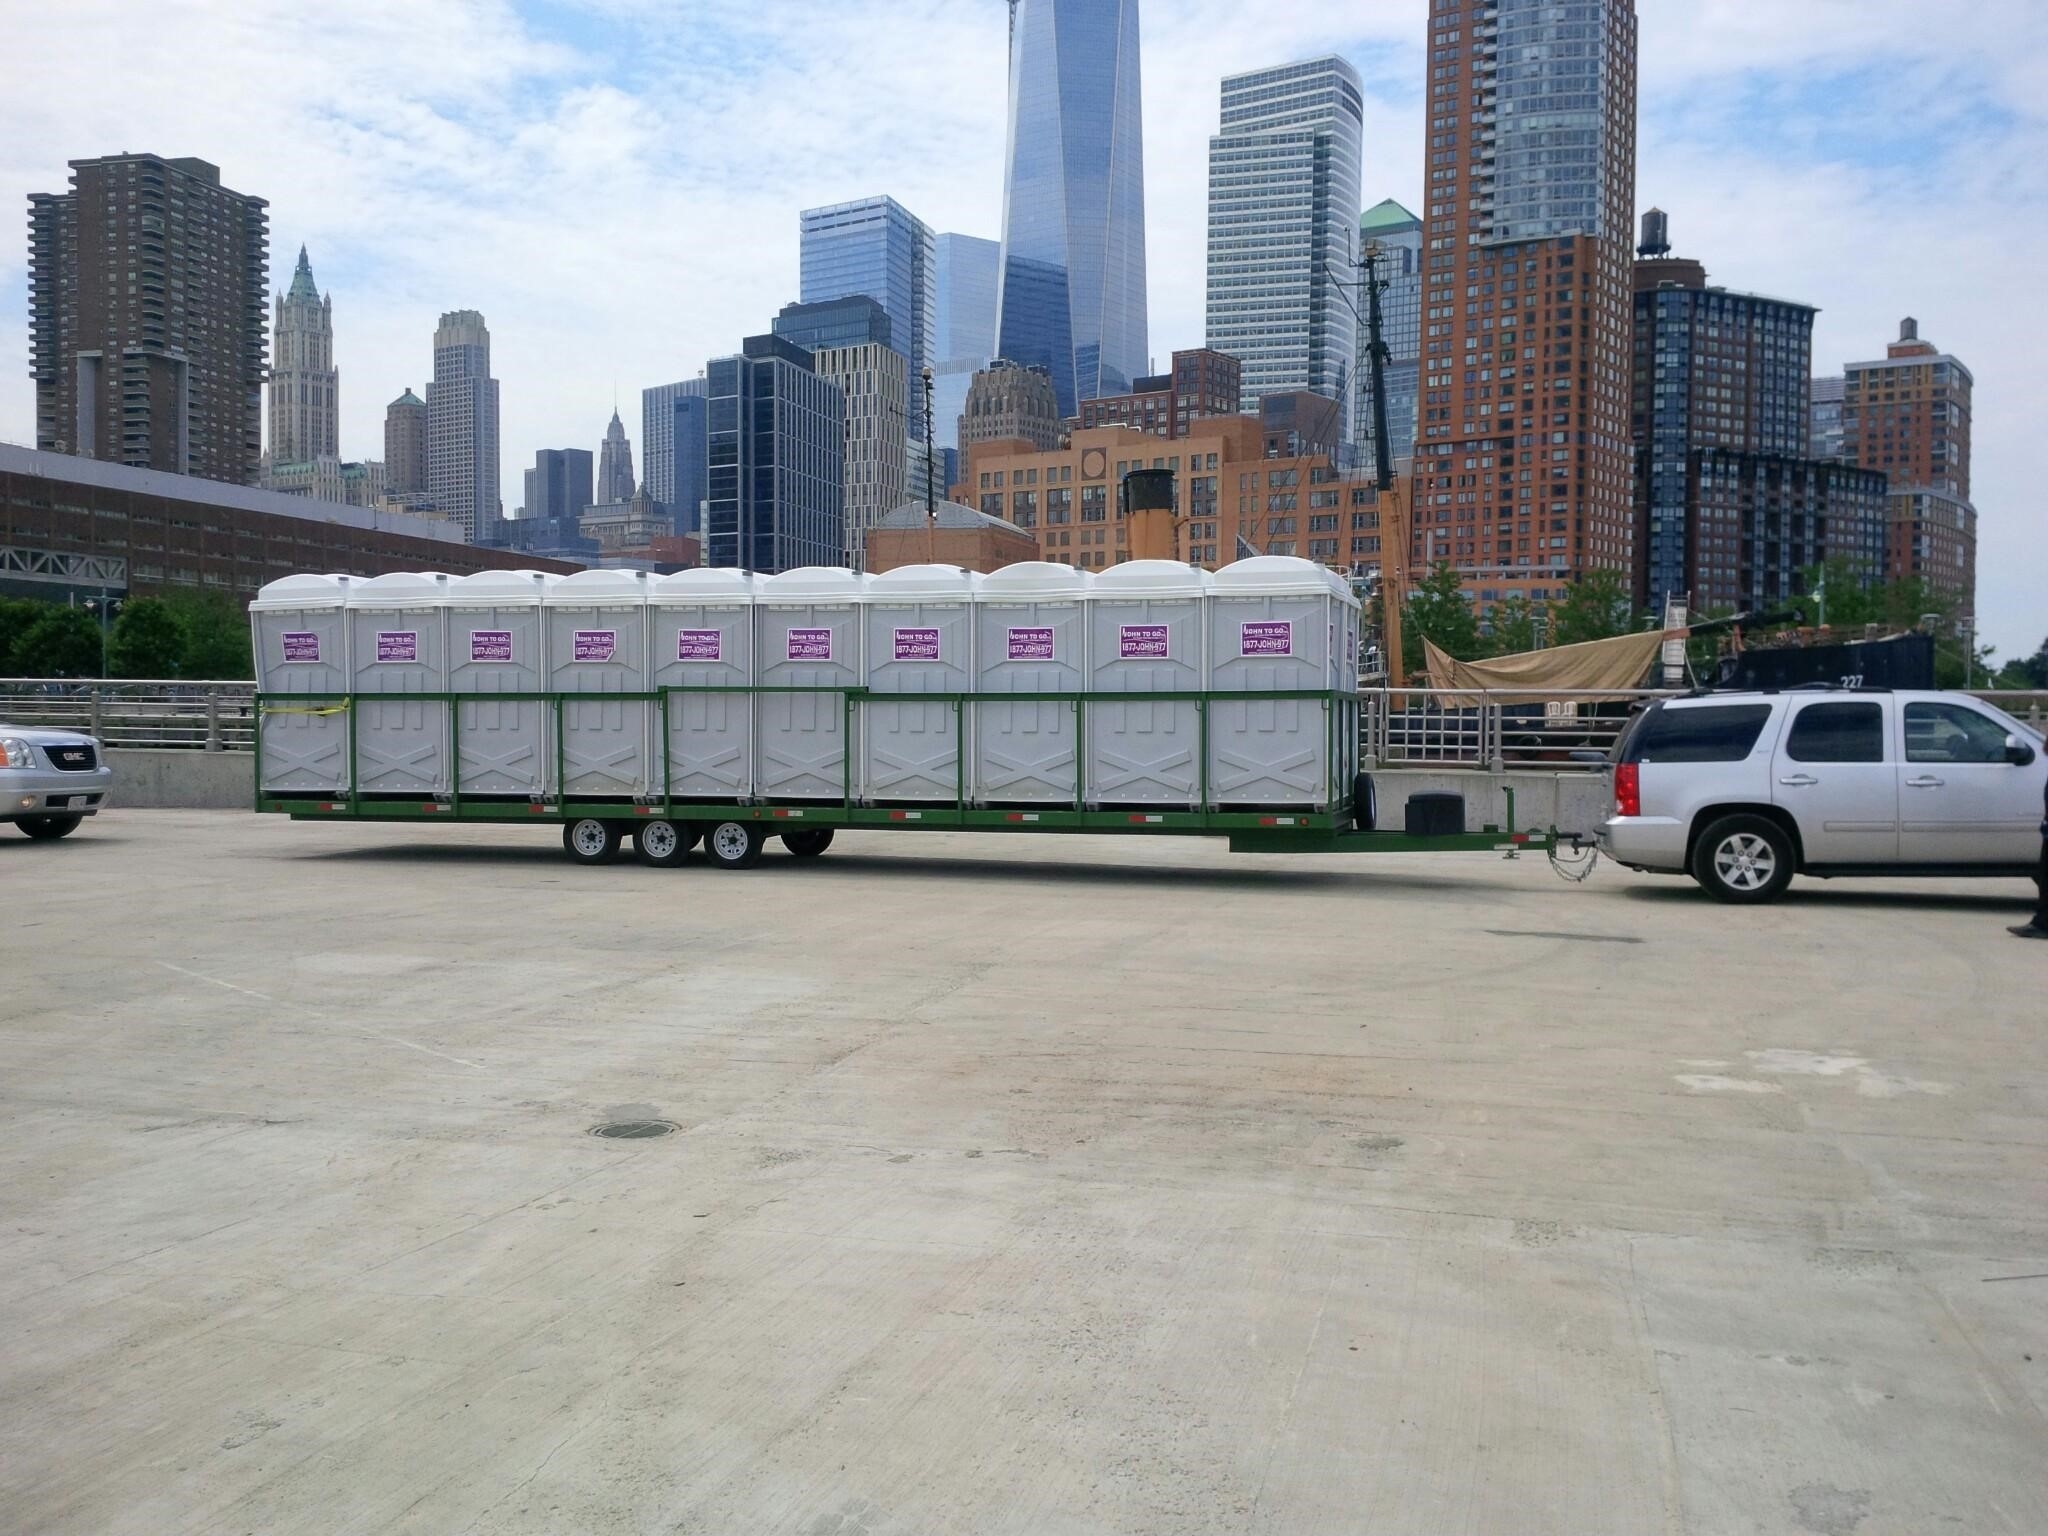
[
  {"xmin": 1691, "ymin": 814, "xmax": 1793, "ymax": 904},
  {"xmin": 15, "ymin": 813, "xmax": 83, "ymax": 841}
]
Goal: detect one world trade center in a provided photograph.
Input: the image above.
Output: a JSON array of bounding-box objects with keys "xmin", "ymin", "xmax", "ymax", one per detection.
[{"xmin": 996, "ymin": 0, "xmax": 1148, "ymax": 419}]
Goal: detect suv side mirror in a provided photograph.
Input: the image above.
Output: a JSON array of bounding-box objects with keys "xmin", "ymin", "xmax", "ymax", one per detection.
[{"xmin": 2005, "ymin": 735, "xmax": 2037, "ymax": 767}]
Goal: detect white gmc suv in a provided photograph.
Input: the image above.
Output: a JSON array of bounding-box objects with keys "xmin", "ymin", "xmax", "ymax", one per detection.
[{"xmin": 1597, "ymin": 689, "xmax": 2045, "ymax": 903}]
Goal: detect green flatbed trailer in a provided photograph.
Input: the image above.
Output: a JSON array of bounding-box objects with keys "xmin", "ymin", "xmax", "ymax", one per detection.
[{"xmin": 253, "ymin": 684, "xmax": 1560, "ymax": 867}]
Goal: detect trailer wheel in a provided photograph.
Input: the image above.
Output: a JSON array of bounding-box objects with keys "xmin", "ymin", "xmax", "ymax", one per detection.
[
  {"xmin": 704, "ymin": 819, "xmax": 764, "ymax": 870},
  {"xmin": 1352, "ymin": 773, "xmax": 1376, "ymax": 833},
  {"xmin": 782, "ymin": 828, "xmax": 834, "ymax": 859},
  {"xmin": 563, "ymin": 816, "xmax": 622, "ymax": 865},
  {"xmin": 635, "ymin": 818, "xmax": 690, "ymax": 867}
]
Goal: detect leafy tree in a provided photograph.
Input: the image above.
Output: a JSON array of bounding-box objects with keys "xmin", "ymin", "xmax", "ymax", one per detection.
[
  {"xmin": 1482, "ymin": 593, "xmax": 1540, "ymax": 657},
  {"xmin": 7, "ymin": 605, "xmax": 102, "ymax": 677},
  {"xmin": 0, "ymin": 599, "xmax": 48, "ymax": 672},
  {"xmin": 163, "ymin": 590, "xmax": 253, "ymax": 679},
  {"xmin": 1401, "ymin": 561, "xmax": 1481, "ymax": 674},
  {"xmin": 1990, "ymin": 638, "xmax": 2048, "ymax": 691},
  {"xmin": 107, "ymin": 597, "xmax": 185, "ymax": 678},
  {"xmin": 1551, "ymin": 568, "xmax": 1638, "ymax": 647}
]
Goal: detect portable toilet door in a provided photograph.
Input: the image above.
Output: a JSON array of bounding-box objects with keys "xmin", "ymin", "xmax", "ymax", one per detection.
[
  {"xmin": 448, "ymin": 570, "xmax": 550, "ymax": 798},
  {"xmin": 755, "ymin": 567, "xmax": 864, "ymax": 801},
  {"xmin": 1207, "ymin": 557, "xmax": 1346, "ymax": 809},
  {"xmin": 346, "ymin": 571, "xmax": 450, "ymax": 796},
  {"xmin": 1085, "ymin": 561, "xmax": 1209, "ymax": 807},
  {"xmin": 972, "ymin": 561, "xmax": 1090, "ymax": 805},
  {"xmin": 251, "ymin": 573, "xmax": 352, "ymax": 794},
  {"xmin": 650, "ymin": 568, "xmax": 757, "ymax": 800},
  {"xmin": 861, "ymin": 564, "xmax": 974, "ymax": 803},
  {"xmin": 544, "ymin": 569, "xmax": 651, "ymax": 799}
]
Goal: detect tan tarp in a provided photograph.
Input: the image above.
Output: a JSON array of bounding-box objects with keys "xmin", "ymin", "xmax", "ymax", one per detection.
[{"xmin": 1423, "ymin": 629, "xmax": 1682, "ymax": 704}]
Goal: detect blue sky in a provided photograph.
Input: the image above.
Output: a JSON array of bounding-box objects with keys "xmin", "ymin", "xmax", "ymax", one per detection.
[{"xmin": 1, "ymin": 0, "xmax": 2042, "ymax": 658}]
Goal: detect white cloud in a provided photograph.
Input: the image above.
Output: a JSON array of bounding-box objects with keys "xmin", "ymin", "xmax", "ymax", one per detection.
[{"xmin": 0, "ymin": 0, "xmax": 2039, "ymax": 655}]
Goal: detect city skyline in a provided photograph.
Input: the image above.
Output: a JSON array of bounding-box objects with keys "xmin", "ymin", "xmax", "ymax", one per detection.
[{"xmin": 0, "ymin": 1, "xmax": 2042, "ymax": 648}]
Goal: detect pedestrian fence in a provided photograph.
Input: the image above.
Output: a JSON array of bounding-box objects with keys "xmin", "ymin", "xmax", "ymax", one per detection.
[
  {"xmin": 2, "ymin": 678, "xmax": 2042, "ymax": 768},
  {"xmin": 0, "ymin": 678, "xmax": 256, "ymax": 751}
]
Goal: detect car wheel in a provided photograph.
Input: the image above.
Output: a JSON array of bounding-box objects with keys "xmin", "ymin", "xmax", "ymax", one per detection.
[
  {"xmin": 782, "ymin": 828, "xmax": 834, "ymax": 858},
  {"xmin": 15, "ymin": 814, "xmax": 83, "ymax": 841},
  {"xmin": 635, "ymin": 818, "xmax": 690, "ymax": 867},
  {"xmin": 562, "ymin": 816, "xmax": 621, "ymax": 865},
  {"xmin": 1691, "ymin": 814, "xmax": 1794, "ymax": 904},
  {"xmin": 704, "ymin": 819, "xmax": 764, "ymax": 870}
]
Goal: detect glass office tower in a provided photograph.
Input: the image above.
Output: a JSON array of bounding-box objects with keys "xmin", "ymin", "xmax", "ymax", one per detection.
[
  {"xmin": 799, "ymin": 196, "xmax": 933, "ymax": 419},
  {"xmin": 996, "ymin": 0, "xmax": 1148, "ymax": 417},
  {"xmin": 1204, "ymin": 57, "xmax": 1363, "ymax": 430},
  {"xmin": 703, "ymin": 335, "xmax": 846, "ymax": 573},
  {"xmin": 932, "ymin": 233, "xmax": 1000, "ymax": 459}
]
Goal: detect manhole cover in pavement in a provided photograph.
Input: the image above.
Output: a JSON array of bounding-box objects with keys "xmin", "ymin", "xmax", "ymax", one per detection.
[{"xmin": 589, "ymin": 1120, "xmax": 677, "ymax": 1139}]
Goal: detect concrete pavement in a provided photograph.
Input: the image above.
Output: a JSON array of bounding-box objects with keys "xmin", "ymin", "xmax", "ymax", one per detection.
[{"xmin": 2, "ymin": 811, "xmax": 2044, "ymax": 1534}]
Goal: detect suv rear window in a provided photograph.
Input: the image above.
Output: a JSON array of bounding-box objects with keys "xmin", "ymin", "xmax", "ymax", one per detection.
[{"xmin": 1619, "ymin": 703, "xmax": 1773, "ymax": 764}]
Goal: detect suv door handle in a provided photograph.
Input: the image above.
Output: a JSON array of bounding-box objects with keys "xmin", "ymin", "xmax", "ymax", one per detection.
[
  {"xmin": 1904, "ymin": 774, "xmax": 1945, "ymax": 788},
  {"xmin": 1778, "ymin": 774, "xmax": 1818, "ymax": 787}
]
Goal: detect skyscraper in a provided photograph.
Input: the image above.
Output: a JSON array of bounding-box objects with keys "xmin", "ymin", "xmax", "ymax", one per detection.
[
  {"xmin": 958, "ymin": 360, "xmax": 1062, "ymax": 456},
  {"xmin": 1630, "ymin": 217, "xmax": 1884, "ymax": 615},
  {"xmin": 523, "ymin": 448, "xmax": 593, "ymax": 524},
  {"xmin": 1354, "ymin": 199, "xmax": 1423, "ymax": 473},
  {"xmin": 932, "ymin": 233, "xmax": 1001, "ymax": 460},
  {"xmin": 426, "ymin": 309, "xmax": 499, "ymax": 541},
  {"xmin": 597, "ymin": 409, "xmax": 635, "ymax": 504},
  {"xmin": 996, "ymin": 0, "xmax": 1148, "ymax": 417},
  {"xmin": 1416, "ymin": 0, "xmax": 1638, "ymax": 604},
  {"xmin": 800, "ymin": 196, "xmax": 933, "ymax": 418},
  {"xmin": 384, "ymin": 388, "xmax": 427, "ymax": 497},
  {"xmin": 1205, "ymin": 57, "xmax": 1363, "ymax": 426},
  {"xmin": 775, "ymin": 297, "xmax": 907, "ymax": 568},
  {"xmin": 641, "ymin": 377, "xmax": 706, "ymax": 515},
  {"xmin": 1842, "ymin": 319, "xmax": 1977, "ymax": 606},
  {"xmin": 704, "ymin": 334, "xmax": 845, "ymax": 573},
  {"xmin": 268, "ymin": 246, "xmax": 337, "ymax": 465},
  {"xmin": 28, "ymin": 153, "xmax": 268, "ymax": 485},
  {"xmin": 672, "ymin": 393, "xmax": 709, "ymax": 535}
]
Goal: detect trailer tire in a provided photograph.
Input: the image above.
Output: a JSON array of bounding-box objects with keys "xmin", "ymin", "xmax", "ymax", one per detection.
[
  {"xmin": 782, "ymin": 828, "xmax": 834, "ymax": 858},
  {"xmin": 1352, "ymin": 773, "xmax": 1376, "ymax": 833},
  {"xmin": 704, "ymin": 819, "xmax": 764, "ymax": 870},
  {"xmin": 562, "ymin": 817, "xmax": 622, "ymax": 865},
  {"xmin": 635, "ymin": 818, "xmax": 690, "ymax": 867}
]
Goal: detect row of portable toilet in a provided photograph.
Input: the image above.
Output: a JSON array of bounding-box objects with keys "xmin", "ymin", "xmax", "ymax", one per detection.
[{"xmin": 251, "ymin": 559, "xmax": 1361, "ymax": 810}]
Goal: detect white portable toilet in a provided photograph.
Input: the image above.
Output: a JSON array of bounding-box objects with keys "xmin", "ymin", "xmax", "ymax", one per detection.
[
  {"xmin": 544, "ymin": 568, "xmax": 651, "ymax": 799},
  {"xmin": 972, "ymin": 561, "xmax": 1090, "ymax": 805},
  {"xmin": 1085, "ymin": 560, "xmax": 1210, "ymax": 807},
  {"xmin": 447, "ymin": 569, "xmax": 551, "ymax": 798},
  {"xmin": 650, "ymin": 568, "xmax": 758, "ymax": 800},
  {"xmin": 861, "ymin": 564, "xmax": 974, "ymax": 803},
  {"xmin": 1207, "ymin": 557, "xmax": 1358, "ymax": 808},
  {"xmin": 251, "ymin": 573, "xmax": 353, "ymax": 794},
  {"xmin": 346, "ymin": 571, "xmax": 450, "ymax": 795},
  {"xmin": 755, "ymin": 566, "xmax": 864, "ymax": 801}
]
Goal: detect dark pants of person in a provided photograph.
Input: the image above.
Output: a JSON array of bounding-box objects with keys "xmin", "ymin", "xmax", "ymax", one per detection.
[{"xmin": 2035, "ymin": 838, "xmax": 2048, "ymax": 928}]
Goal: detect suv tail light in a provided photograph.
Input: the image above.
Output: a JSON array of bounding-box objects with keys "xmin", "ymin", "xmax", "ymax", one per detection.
[{"xmin": 1614, "ymin": 762, "xmax": 1640, "ymax": 818}]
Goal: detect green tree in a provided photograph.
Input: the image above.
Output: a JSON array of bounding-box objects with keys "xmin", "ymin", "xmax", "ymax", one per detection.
[
  {"xmin": 107, "ymin": 597, "xmax": 185, "ymax": 678},
  {"xmin": 1990, "ymin": 637, "xmax": 2048, "ymax": 691},
  {"xmin": 7, "ymin": 605, "xmax": 102, "ymax": 677},
  {"xmin": 1401, "ymin": 562, "xmax": 1481, "ymax": 674},
  {"xmin": 1482, "ymin": 593, "xmax": 1539, "ymax": 657},
  {"xmin": 1551, "ymin": 568, "xmax": 1638, "ymax": 647},
  {"xmin": 163, "ymin": 590, "xmax": 253, "ymax": 679},
  {"xmin": 0, "ymin": 598, "xmax": 48, "ymax": 672}
]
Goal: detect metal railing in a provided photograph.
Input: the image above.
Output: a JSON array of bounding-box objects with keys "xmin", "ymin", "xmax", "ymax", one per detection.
[
  {"xmin": 1361, "ymin": 687, "xmax": 2048, "ymax": 772},
  {"xmin": 0, "ymin": 678, "xmax": 256, "ymax": 751}
]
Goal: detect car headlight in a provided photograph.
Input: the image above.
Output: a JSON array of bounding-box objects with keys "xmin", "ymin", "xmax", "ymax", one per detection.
[{"xmin": 1, "ymin": 737, "xmax": 34, "ymax": 769}]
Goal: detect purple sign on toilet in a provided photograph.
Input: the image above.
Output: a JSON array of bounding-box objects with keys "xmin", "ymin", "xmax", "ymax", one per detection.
[
  {"xmin": 375, "ymin": 630, "xmax": 419, "ymax": 664},
  {"xmin": 1240, "ymin": 620, "xmax": 1293, "ymax": 657},
  {"xmin": 787, "ymin": 628, "xmax": 833, "ymax": 662},
  {"xmin": 573, "ymin": 630, "xmax": 617, "ymax": 663},
  {"xmin": 1119, "ymin": 624, "xmax": 1169, "ymax": 660},
  {"xmin": 1006, "ymin": 626, "xmax": 1055, "ymax": 661},
  {"xmin": 469, "ymin": 630, "xmax": 513, "ymax": 663},
  {"xmin": 281, "ymin": 631, "xmax": 320, "ymax": 664},
  {"xmin": 893, "ymin": 627, "xmax": 941, "ymax": 661},
  {"xmin": 675, "ymin": 629, "xmax": 722, "ymax": 662}
]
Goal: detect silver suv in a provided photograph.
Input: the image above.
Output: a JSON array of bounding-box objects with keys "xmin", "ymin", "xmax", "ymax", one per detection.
[
  {"xmin": 1, "ymin": 724, "xmax": 114, "ymax": 839},
  {"xmin": 1598, "ymin": 689, "xmax": 2045, "ymax": 903}
]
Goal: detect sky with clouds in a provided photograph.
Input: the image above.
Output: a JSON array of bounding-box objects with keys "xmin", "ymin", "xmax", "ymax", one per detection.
[{"xmin": 2, "ymin": 0, "xmax": 2042, "ymax": 656}]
